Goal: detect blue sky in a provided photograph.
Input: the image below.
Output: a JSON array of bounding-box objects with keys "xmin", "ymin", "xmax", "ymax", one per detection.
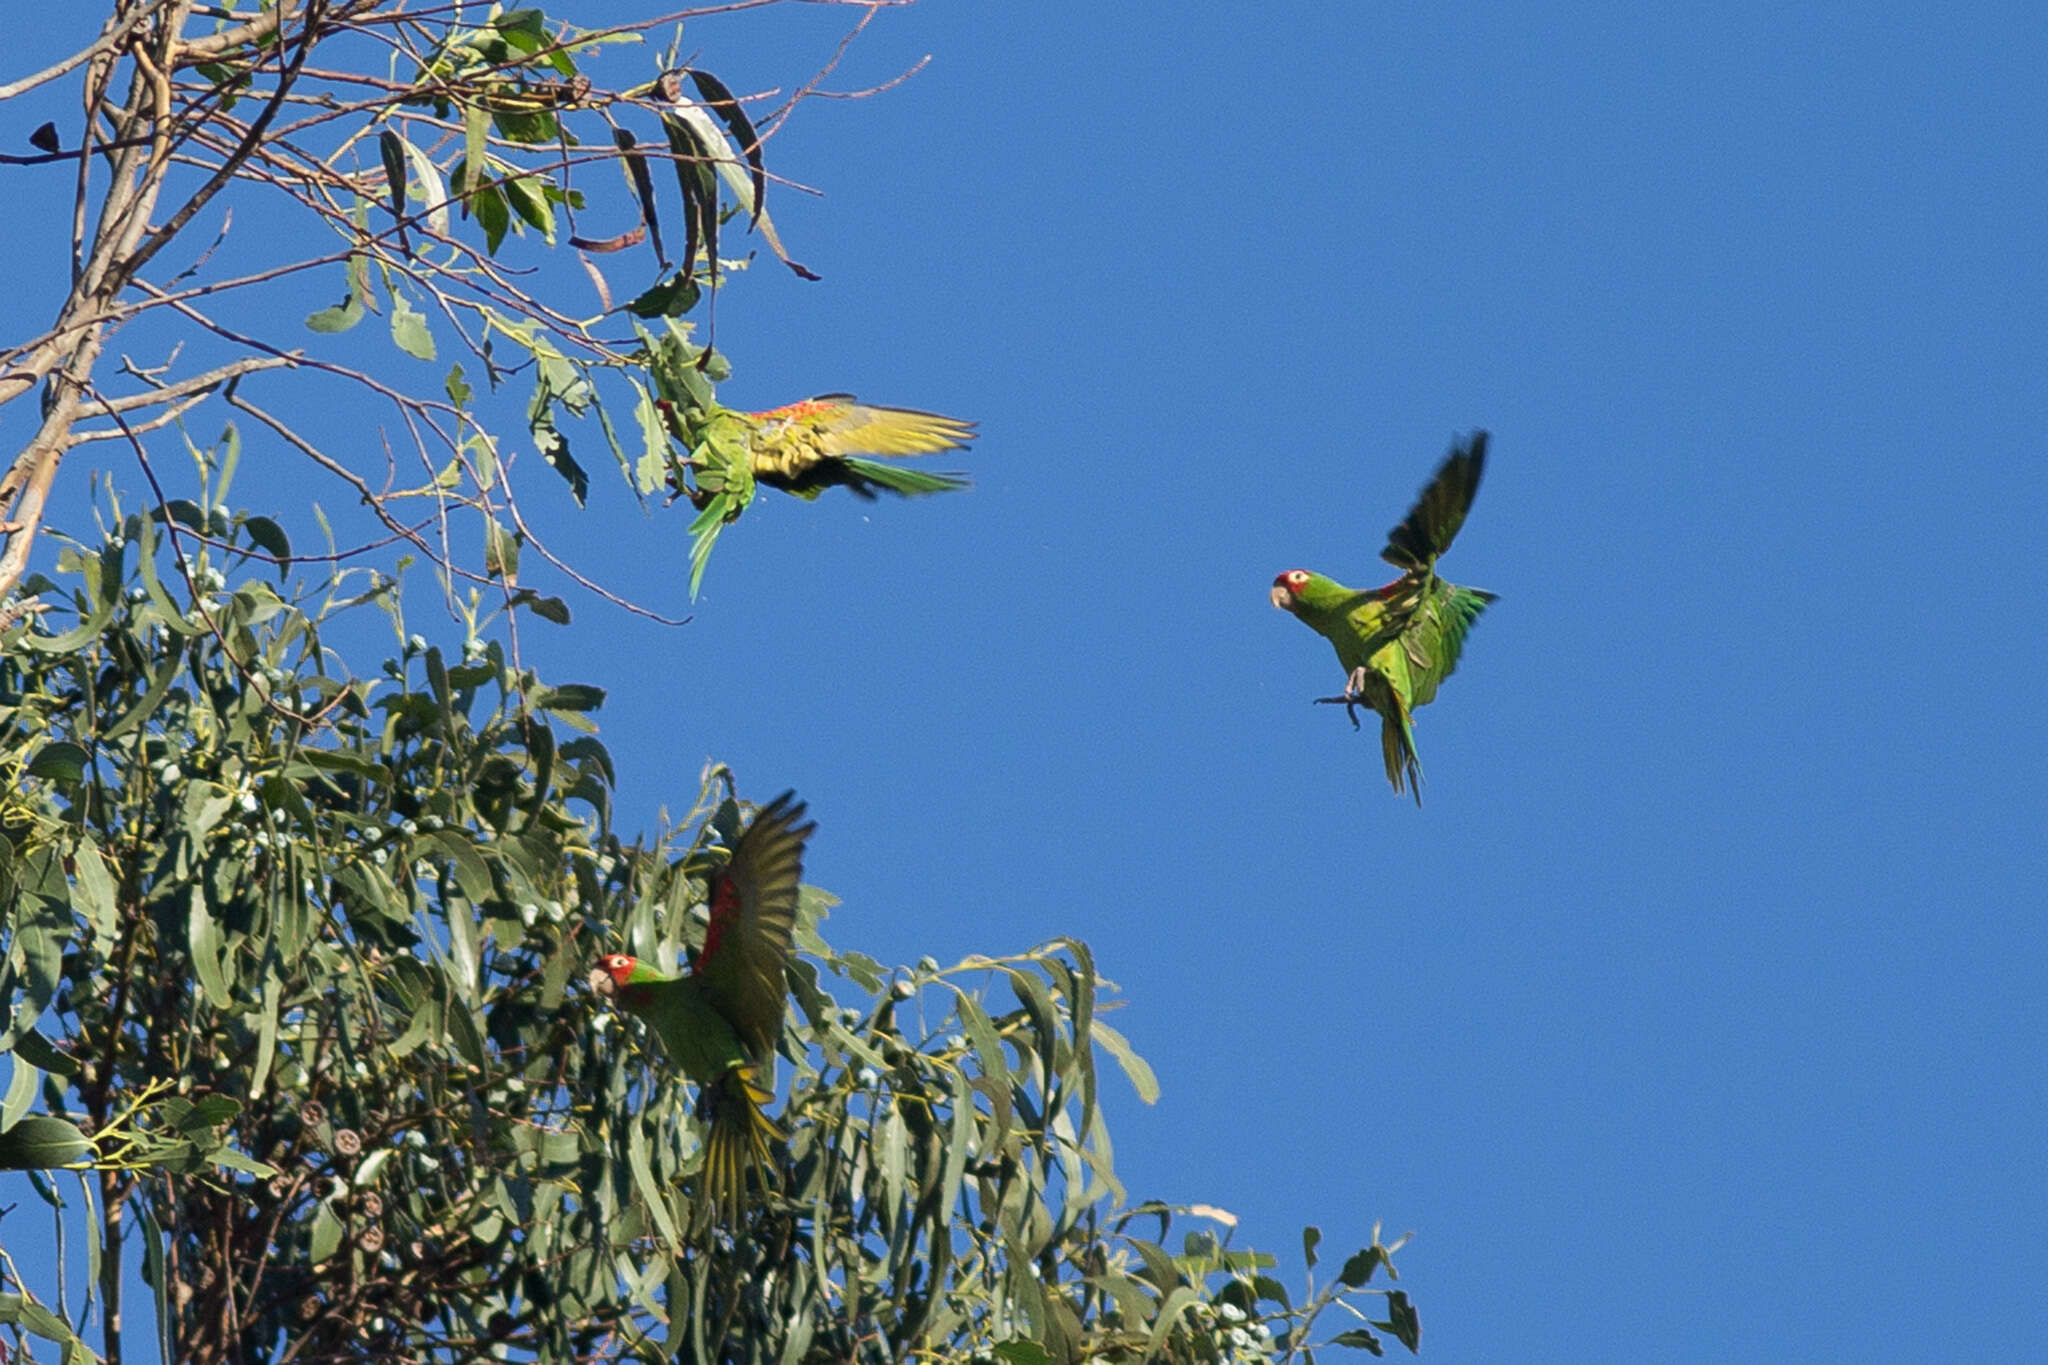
[{"xmin": 5, "ymin": 3, "xmax": 2046, "ymax": 1360}]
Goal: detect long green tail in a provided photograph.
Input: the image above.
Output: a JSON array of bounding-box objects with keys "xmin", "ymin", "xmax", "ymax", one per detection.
[
  {"xmin": 762, "ymin": 456, "xmax": 970, "ymax": 501},
  {"xmin": 833, "ymin": 457, "xmax": 970, "ymax": 498},
  {"xmin": 1380, "ymin": 699, "xmax": 1423, "ymax": 807},
  {"xmin": 696, "ymin": 1065, "xmax": 779, "ymax": 1232}
]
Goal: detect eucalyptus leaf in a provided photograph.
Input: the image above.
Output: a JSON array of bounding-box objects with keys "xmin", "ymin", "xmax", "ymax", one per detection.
[{"xmin": 0, "ymin": 1116, "xmax": 92, "ymax": 1169}]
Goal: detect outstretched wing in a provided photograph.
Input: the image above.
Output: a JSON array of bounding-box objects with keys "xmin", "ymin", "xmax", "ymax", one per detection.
[
  {"xmin": 757, "ymin": 394, "xmax": 977, "ymax": 459},
  {"xmin": 694, "ymin": 791, "xmax": 814, "ymax": 1065},
  {"xmin": 1381, "ymin": 431, "xmax": 1488, "ymax": 572},
  {"xmin": 1402, "ymin": 584, "xmax": 1499, "ymax": 706}
]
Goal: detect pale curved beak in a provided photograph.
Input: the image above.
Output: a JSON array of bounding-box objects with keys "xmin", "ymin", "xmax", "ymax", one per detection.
[{"xmin": 1270, "ymin": 584, "xmax": 1295, "ymax": 612}]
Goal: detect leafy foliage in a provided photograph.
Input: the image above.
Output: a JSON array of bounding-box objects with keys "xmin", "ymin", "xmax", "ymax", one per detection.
[
  {"xmin": 1, "ymin": 6, "xmax": 1422, "ymax": 1363},
  {"xmin": 0, "ymin": 504, "xmax": 1416, "ymax": 1362},
  {"xmin": 1, "ymin": 3, "xmax": 839, "ymax": 610}
]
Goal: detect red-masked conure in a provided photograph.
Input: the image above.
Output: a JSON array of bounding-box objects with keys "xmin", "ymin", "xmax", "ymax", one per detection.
[
  {"xmin": 661, "ymin": 395, "xmax": 975, "ymax": 501},
  {"xmin": 597, "ymin": 791, "xmax": 814, "ymax": 1226},
  {"xmin": 1271, "ymin": 432, "xmax": 1498, "ymax": 804},
  {"xmin": 658, "ymin": 395, "xmax": 977, "ymax": 594},
  {"xmin": 732, "ymin": 395, "xmax": 976, "ymax": 499}
]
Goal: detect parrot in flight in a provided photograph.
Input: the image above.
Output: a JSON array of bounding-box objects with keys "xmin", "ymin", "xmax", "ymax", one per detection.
[
  {"xmin": 1270, "ymin": 432, "xmax": 1499, "ymax": 804},
  {"xmin": 722, "ymin": 395, "xmax": 977, "ymax": 501},
  {"xmin": 597, "ymin": 791, "xmax": 815, "ymax": 1227},
  {"xmin": 656, "ymin": 395, "xmax": 978, "ymax": 595}
]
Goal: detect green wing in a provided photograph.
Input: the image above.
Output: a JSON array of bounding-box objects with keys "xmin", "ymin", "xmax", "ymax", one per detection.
[
  {"xmin": 756, "ymin": 456, "xmax": 970, "ymax": 501},
  {"xmin": 694, "ymin": 791, "xmax": 813, "ymax": 1065},
  {"xmin": 632, "ymin": 972, "xmax": 742, "ymax": 1087},
  {"xmin": 1402, "ymin": 583, "xmax": 1499, "ymax": 707},
  {"xmin": 1381, "ymin": 431, "xmax": 1488, "ymax": 572}
]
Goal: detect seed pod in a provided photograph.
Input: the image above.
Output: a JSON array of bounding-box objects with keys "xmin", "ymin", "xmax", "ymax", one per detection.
[{"xmin": 332, "ymin": 1128, "xmax": 362, "ymax": 1157}]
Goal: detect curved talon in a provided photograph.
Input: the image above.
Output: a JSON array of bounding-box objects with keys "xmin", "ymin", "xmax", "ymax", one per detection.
[{"xmin": 1313, "ymin": 695, "xmax": 1366, "ymax": 730}]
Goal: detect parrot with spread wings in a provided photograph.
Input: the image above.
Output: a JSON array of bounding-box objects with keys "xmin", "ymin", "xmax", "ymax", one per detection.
[
  {"xmin": 1271, "ymin": 432, "xmax": 1499, "ymax": 804},
  {"xmin": 658, "ymin": 394, "xmax": 976, "ymax": 594},
  {"xmin": 597, "ymin": 791, "xmax": 814, "ymax": 1226}
]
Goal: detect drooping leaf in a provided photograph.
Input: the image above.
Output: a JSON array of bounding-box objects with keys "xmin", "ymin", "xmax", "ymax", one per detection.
[
  {"xmin": 389, "ymin": 284, "xmax": 437, "ymax": 360},
  {"xmin": 8, "ymin": 1029, "xmax": 76, "ymax": 1078},
  {"xmin": 658, "ymin": 110, "xmax": 718, "ymax": 292},
  {"xmin": 1375, "ymin": 1290, "xmax": 1421, "ymax": 1352},
  {"xmin": 629, "ymin": 272, "xmax": 700, "ymax": 318},
  {"xmin": 0, "ymin": 1116, "xmax": 92, "ymax": 1169},
  {"xmin": 306, "ymin": 251, "xmax": 372, "ymax": 332},
  {"xmin": 613, "ymin": 126, "xmax": 664, "ymax": 265},
  {"xmin": 399, "ymin": 131, "xmax": 452, "ymax": 236},
  {"xmin": 534, "ymin": 423, "xmax": 588, "ymax": 504},
  {"xmin": 687, "ymin": 69, "xmax": 764, "ymax": 225},
  {"xmin": 1336, "ymin": 1245, "xmax": 1384, "ymax": 1288},
  {"xmin": 26, "ymin": 742, "xmax": 88, "ymax": 786},
  {"xmin": 378, "ymin": 129, "xmax": 407, "ymax": 234},
  {"xmin": 484, "ymin": 518, "xmax": 520, "ymax": 581}
]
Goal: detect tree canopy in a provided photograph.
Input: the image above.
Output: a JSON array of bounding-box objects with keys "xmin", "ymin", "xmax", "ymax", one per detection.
[{"xmin": 0, "ymin": 5, "xmax": 1421, "ymax": 1362}]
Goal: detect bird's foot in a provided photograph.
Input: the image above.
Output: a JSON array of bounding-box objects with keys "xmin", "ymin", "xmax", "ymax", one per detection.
[
  {"xmin": 1313, "ymin": 668, "xmax": 1373, "ymax": 728},
  {"xmin": 1313, "ymin": 693, "xmax": 1366, "ymax": 730}
]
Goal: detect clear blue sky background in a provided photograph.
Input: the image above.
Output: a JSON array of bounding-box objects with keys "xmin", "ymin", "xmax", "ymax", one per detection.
[{"xmin": 4, "ymin": 3, "xmax": 2046, "ymax": 1361}]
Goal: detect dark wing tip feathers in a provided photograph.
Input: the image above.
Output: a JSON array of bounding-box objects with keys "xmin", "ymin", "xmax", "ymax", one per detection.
[
  {"xmin": 1381, "ymin": 430, "xmax": 1489, "ymax": 572},
  {"xmin": 699, "ymin": 790, "xmax": 814, "ymax": 1063},
  {"xmin": 747, "ymin": 787, "xmax": 813, "ymax": 847},
  {"xmin": 725, "ymin": 790, "xmax": 812, "ymax": 918}
]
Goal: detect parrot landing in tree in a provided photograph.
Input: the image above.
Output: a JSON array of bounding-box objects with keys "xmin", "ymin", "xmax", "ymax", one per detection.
[
  {"xmin": 733, "ymin": 395, "xmax": 977, "ymax": 500},
  {"xmin": 660, "ymin": 394, "xmax": 977, "ymax": 504},
  {"xmin": 1270, "ymin": 432, "xmax": 1499, "ymax": 804},
  {"xmin": 597, "ymin": 791, "xmax": 814, "ymax": 1227},
  {"xmin": 657, "ymin": 395, "xmax": 977, "ymax": 595}
]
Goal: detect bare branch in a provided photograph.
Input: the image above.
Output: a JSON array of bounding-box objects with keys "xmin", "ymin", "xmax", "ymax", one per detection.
[
  {"xmin": 0, "ymin": 6, "xmax": 154, "ymax": 101},
  {"xmin": 2, "ymin": 0, "xmax": 925, "ymax": 613}
]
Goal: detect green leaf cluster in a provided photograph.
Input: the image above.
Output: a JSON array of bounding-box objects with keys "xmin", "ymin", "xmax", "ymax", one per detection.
[{"xmin": 0, "ymin": 511, "xmax": 1417, "ymax": 1362}]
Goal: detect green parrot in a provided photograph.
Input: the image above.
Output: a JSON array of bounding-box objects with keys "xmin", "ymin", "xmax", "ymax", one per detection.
[
  {"xmin": 1270, "ymin": 432, "xmax": 1499, "ymax": 804},
  {"xmin": 663, "ymin": 394, "xmax": 976, "ymax": 503},
  {"xmin": 657, "ymin": 395, "xmax": 977, "ymax": 595},
  {"xmin": 597, "ymin": 791, "xmax": 814, "ymax": 1226}
]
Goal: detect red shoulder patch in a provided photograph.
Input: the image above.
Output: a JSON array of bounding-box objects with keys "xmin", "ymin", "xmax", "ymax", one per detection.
[
  {"xmin": 754, "ymin": 398, "xmax": 834, "ymax": 423},
  {"xmin": 700, "ymin": 872, "xmax": 741, "ymax": 968}
]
